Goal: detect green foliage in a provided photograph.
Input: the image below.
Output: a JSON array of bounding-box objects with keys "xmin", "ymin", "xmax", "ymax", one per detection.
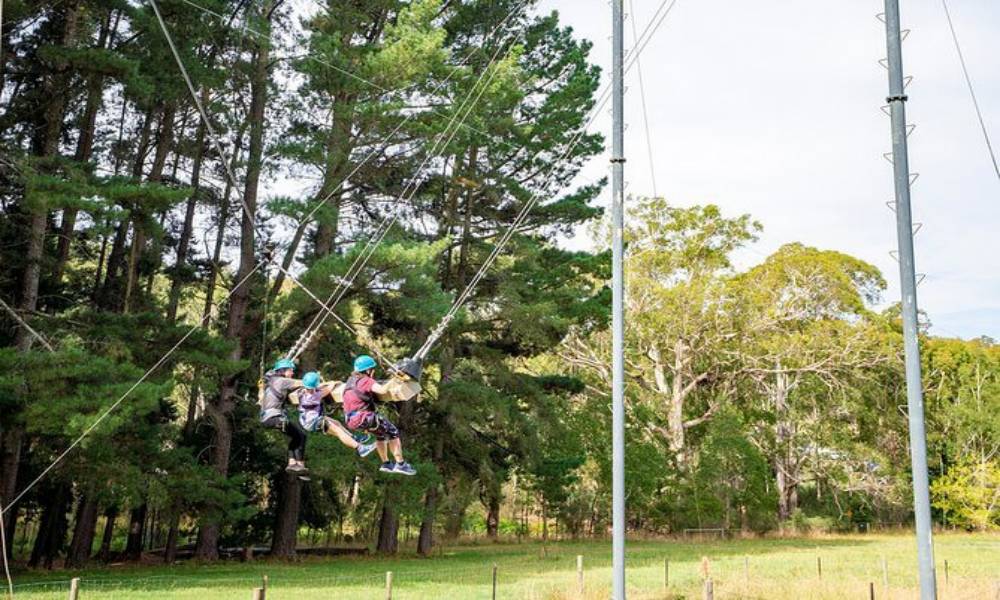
[{"xmin": 931, "ymin": 459, "xmax": 1000, "ymax": 531}]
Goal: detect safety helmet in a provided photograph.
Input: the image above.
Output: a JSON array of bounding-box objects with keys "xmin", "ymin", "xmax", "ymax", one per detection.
[
  {"xmin": 353, "ymin": 354, "xmax": 377, "ymax": 372},
  {"xmin": 302, "ymin": 372, "xmax": 321, "ymax": 389},
  {"xmin": 273, "ymin": 358, "xmax": 296, "ymax": 372}
]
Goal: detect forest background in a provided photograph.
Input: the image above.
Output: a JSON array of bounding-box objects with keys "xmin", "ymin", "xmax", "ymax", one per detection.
[{"xmin": 0, "ymin": 0, "xmax": 997, "ymax": 570}]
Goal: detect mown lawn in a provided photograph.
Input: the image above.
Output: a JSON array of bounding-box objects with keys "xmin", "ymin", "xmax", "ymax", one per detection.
[{"xmin": 7, "ymin": 533, "xmax": 999, "ymax": 599}]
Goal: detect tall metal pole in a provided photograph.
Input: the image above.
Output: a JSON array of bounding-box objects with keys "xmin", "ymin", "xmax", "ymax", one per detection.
[
  {"xmin": 611, "ymin": 0, "xmax": 626, "ymax": 598},
  {"xmin": 882, "ymin": 2, "xmax": 937, "ymax": 598}
]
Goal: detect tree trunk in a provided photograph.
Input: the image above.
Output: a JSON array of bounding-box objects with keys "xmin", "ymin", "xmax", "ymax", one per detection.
[
  {"xmin": 124, "ymin": 503, "xmax": 147, "ymax": 561},
  {"xmin": 54, "ymin": 9, "xmax": 118, "ymax": 282},
  {"xmin": 270, "ymin": 473, "xmax": 302, "ymax": 558},
  {"xmin": 773, "ymin": 368, "xmax": 795, "ymax": 522},
  {"xmin": 376, "ymin": 502, "xmax": 399, "ymax": 554},
  {"xmin": 486, "ymin": 495, "xmax": 500, "ymax": 539},
  {"xmin": 99, "ymin": 217, "xmax": 130, "ymax": 309},
  {"xmin": 166, "ymin": 107, "xmax": 207, "ymax": 322},
  {"xmin": 195, "ymin": 4, "xmax": 272, "ymax": 559},
  {"xmin": 0, "ymin": 427, "xmax": 23, "ymax": 555},
  {"xmin": 14, "ymin": 211, "xmax": 48, "ymax": 351},
  {"xmin": 28, "ymin": 485, "xmax": 70, "ymax": 569},
  {"xmin": 164, "ymin": 512, "xmax": 180, "ymax": 563},
  {"xmin": 416, "ymin": 485, "xmax": 439, "ymax": 556},
  {"xmin": 97, "ymin": 505, "xmax": 117, "ymax": 562},
  {"xmin": 310, "ymin": 93, "xmax": 355, "ymax": 260},
  {"xmin": 66, "ymin": 492, "xmax": 99, "ymax": 567},
  {"xmin": 123, "ymin": 224, "xmax": 146, "ymax": 313}
]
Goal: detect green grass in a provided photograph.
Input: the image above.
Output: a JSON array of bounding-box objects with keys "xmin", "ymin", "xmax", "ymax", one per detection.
[{"xmin": 7, "ymin": 533, "xmax": 999, "ymax": 599}]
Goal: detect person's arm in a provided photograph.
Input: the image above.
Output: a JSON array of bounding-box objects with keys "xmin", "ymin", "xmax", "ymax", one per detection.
[{"xmin": 371, "ymin": 380, "xmax": 389, "ymax": 395}]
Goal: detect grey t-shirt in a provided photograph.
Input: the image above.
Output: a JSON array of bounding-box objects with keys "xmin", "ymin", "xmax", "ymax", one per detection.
[{"xmin": 259, "ymin": 370, "xmax": 302, "ymax": 421}]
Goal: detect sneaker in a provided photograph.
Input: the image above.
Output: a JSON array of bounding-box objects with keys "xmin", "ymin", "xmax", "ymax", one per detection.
[
  {"xmin": 379, "ymin": 461, "xmax": 396, "ymax": 473},
  {"xmin": 356, "ymin": 441, "xmax": 377, "ymax": 458},
  {"xmin": 285, "ymin": 462, "xmax": 308, "ymax": 474},
  {"xmin": 297, "ymin": 473, "xmax": 311, "ymax": 482},
  {"xmin": 392, "ymin": 462, "xmax": 416, "ymax": 476}
]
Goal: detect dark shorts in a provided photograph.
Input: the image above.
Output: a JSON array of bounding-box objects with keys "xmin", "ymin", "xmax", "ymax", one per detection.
[
  {"xmin": 263, "ymin": 415, "xmax": 306, "ymax": 460},
  {"xmin": 347, "ymin": 411, "xmax": 400, "ymax": 441}
]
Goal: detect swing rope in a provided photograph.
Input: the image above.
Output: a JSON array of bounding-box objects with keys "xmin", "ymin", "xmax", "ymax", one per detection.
[
  {"xmin": 285, "ymin": 5, "xmax": 531, "ymax": 362},
  {"xmin": 413, "ymin": 1, "xmax": 681, "ymax": 360},
  {"xmin": 0, "ymin": 0, "xmax": 678, "ymax": 529}
]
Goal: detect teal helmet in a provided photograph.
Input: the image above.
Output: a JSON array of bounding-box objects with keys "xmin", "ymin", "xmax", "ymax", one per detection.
[
  {"xmin": 353, "ymin": 354, "xmax": 377, "ymax": 372},
  {"xmin": 302, "ymin": 372, "xmax": 321, "ymax": 389},
  {"xmin": 273, "ymin": 358, "xmax": 296, "ymax": 372}
]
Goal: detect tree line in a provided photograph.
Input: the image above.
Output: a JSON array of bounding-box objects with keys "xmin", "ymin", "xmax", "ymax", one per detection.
[{"xmin": 0, "ymin": 0, "xmax": 996, "ymax": 570}]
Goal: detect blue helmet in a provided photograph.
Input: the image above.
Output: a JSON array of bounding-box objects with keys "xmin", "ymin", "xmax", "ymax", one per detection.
[
  {"xmin": 302, "ymin": 372, "xmax": 321, "ymax": 389},
  {"xmin": 353, "ymin": 354, "xmax": 377, "ymax": 372},
  {"xmin": 273, "ymin": 358, "xmax": 296, "ymax": 372}
]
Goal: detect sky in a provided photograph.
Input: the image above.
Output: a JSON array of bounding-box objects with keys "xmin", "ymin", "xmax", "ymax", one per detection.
[{"xmin": 536, "ymin": 0, "xmax": 999, "ymax": 339}]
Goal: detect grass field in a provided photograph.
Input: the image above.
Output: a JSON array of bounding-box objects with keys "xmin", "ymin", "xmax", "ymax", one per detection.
[{"xmin": 6, "ymin": 533, "xmax": 999, "ymax": 599}]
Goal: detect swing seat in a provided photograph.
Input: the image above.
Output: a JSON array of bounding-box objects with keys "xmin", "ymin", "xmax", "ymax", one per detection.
[{"xmin": 329, "ymin": 379, "xmax": 421, "ymax": 403}]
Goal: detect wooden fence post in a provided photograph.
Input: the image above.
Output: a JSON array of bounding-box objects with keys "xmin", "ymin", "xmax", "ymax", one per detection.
[
  {"xmin": 385, "ymin": 571, "xmax": 393, "ymax": 600},
  {"xmin": 492, "ymin": 564, "xmax": 498, "ymax": 600},
  {"xmin": 664, "ymin": 558, "xmax": 669, "ymax": 589},
  {"xmin": 944, "ymin": 559, "xmax": 949, "ymax": 585},
  {"xmin": 881, "ymin": 556, "xmax": 888, "ymax": 587},
  {"xmin": 68, "ymin": 578, "xmax": 80, "ymax": 600},
  {"xmin": 703, "ymin": 578, "xmax": 714, "ymax": 600},
  {"xmin": 816, "ymin": 556, "xmax": 822, "ymax": 579},
  {"xmin": 262, "ymin": 574, "xmax": 268, "ymax": 592},
  {"xmin": 251, "ymin": 588, "xmax": 264, "ymax": 600},
  {"xmin": 869, "ymin": 581, "xmax": 875, "ymax": 600},
  {"xmin": 577, "ymin": 555, "xmax": 584, "ymax": 598}
]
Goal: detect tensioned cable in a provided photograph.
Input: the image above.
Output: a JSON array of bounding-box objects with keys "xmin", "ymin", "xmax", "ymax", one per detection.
[
  {"xmin": 0, "ymin": 499, "xmax": 11, "ymax": 599},
  {"xmin": 286, "ymin": 5, "xmax": 530, "ymax": 361},
  {"xmin": 940, "ymin": 0, "xmax": 1000, "ymax": 183},
  {"xmin": 175, "ymin": 0, "xmax": 516, "ymax": 154},
  {"xmin": 287, "ymin": 45, "xmax": 512, "ymax": 362},
  {"xmin": 414, "ymin": 0, "xmax": 682, "ymax": 359},
  {"xmin": 148, "ymin": 0, "xmax": 256, "ymax": 225},
  {"xmin": 628, "ymin": 0, "xmax": 658, "ymax": 198},
  {"xmin": 287, "ymin": 0, "xmax": 677, "ymax": 359},
  {"xmin": 0, "ymin": 0, "xmax": 527, "ymax": 515},
  {"xmin": 0, "ymin": 266, "xmax": 261, "ymax": 519}
]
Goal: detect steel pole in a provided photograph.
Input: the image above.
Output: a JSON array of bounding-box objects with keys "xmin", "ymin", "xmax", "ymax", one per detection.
[
  {"xmin": 882, "ymin": 2, "xmax": 937, "ymax": 598},
  {"xmin": 611, "ymin": 0, "xmax": 626, "ymax": 598}
]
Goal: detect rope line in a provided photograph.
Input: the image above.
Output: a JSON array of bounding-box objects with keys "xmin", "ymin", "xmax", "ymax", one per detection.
[
  {"xmin": 0, "ymin": 0, "xmax": 526, "ymax": 517},
  {"xmin": 0, "ymin": 497, "xmax": 12, "ymax": 599},
  {"xmin": 0, "ymin": 265, "xmax": 263, "ymax": 519},
  {"xmin": 175, "ymin": 0, "xmax": 518, "ymax": 155},
  {"xmin": 148, "ymin": 0, "xmax": 257, "ymax": 226},
  {"xmin": 940, "ymin": 0, "xmax": 1000, "ymax": 183},
  {"xmin": 414, "ymin": 0, "xmax": 682, "ymax": 360},
  {"xmin": 629, "ymin": 0, "xmax": 658, "ymax": 198},
  {"xmin": 286, "ymin": 3, "xmax": 530, "ymax": 361}
]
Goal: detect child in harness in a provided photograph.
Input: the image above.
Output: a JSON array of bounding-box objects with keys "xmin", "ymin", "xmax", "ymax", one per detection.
[
  {"xmin": 342, "ymin": 355, "xmax": 416, "ymax": 475},
  {"xmin": 297, "ymin": 371, "xmax": 377, "ymax": 459},
  {"xmin": 260, "ymin": 359, "xmax": 376, "ymax": 477}
]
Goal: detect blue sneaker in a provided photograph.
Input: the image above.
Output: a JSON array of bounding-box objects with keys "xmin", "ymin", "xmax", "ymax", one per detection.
[
  {"xmin": 356, "ymin": 441, "xmax": 377, "ymax": 458},
  {"xmin": 392, "ymin": 462, "xmax": 416, "ymax": 476},
  {"xmin": 379, "ymin": 461, "xmax": 396, "ymax": 473}
]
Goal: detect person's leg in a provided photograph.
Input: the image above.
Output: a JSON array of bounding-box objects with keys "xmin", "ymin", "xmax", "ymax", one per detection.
[
  {"xmin": 287, "ymin": 419, "xmax": 307, "ymax": 467},
  {"xmin": 322, "ymin": 418, "xmax": 358, "ymax": 448},
  {"xmin": 388, "ymin": 438, "xmax": 404, "ymax": 463},
  {"xmin": 263, "ymin": 416, "xmax": 297, "ymax": 469},
  {"xmin": 372, "ymin": 417, "xmax": 414, "ymax": 475},
  {"xmin": 375, "ymin": 440, "xmax": 389, "ymax": 462}
]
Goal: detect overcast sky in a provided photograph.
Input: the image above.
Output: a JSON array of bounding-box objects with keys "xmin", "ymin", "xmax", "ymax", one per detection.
[{"xmin": 537, "ymin": 0, "xmax": 999, "ymax": 339}]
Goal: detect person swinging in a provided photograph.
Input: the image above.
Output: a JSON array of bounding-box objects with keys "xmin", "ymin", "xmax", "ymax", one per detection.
[
  {"xmin": 342, "ymin": 355, "xmax": 416, "ymax": 476},
  {"xmin": 296, "ymin": 371, "xmax": 377, "ymax": 459},
  {"xmin": 259, "ymin": 358, "xmax": 376, "ymax": 477}
]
